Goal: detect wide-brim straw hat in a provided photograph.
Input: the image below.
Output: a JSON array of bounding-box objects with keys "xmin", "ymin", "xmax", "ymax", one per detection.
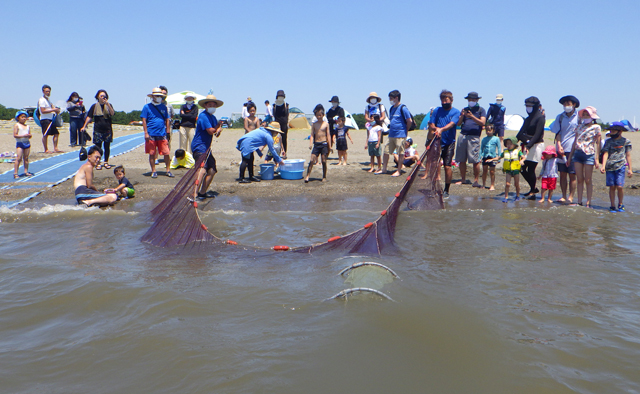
[
  {"xmin": 579, "ymin": 106, "xmax": 599, "ymax": 119},
  {"xmin": 147, "ymin": 87, "xmax": 166, "ymax": 98},
  {"xmin": 367, "ymin": 92, "xmax": 381, "ymax": 103},
  {"xmin": 265, "ymin": 121, "xmax": 284, "ymax": 134},
  {"xmin": 198, "ymin": 94, "xmax": 224, "ymax": 108}
]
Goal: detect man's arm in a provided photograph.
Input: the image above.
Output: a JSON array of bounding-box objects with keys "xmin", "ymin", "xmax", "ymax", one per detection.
[{"xmin": 85, "ymin": 165, "xmax": 95, "ymax": 190}]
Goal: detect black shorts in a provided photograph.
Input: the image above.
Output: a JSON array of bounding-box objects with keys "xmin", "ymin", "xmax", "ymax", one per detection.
[
  {"xmin": 482, "ymin": 157, "xmax": 497, "ymax": 167},
  {"xmin": 336, "ymin": 139, "xmax": 348, "ymax": 151},
  {"xmin": 193, "ymin": 151, "xmax": 217, "ymax": 172},
  {"xmin": 494, "ymin": 125, "xmax": 505, "ymax": 138},
  {"xmin": 41, "ymin": 119, "xmax": 59, "ymax": 136},
  {"xmin": 441, "ymin": 142, "xmax": 455, "ymax": 167},
  {"xmin": 311, "ymin": 142, "xmax": 329, "ymax": 157}
]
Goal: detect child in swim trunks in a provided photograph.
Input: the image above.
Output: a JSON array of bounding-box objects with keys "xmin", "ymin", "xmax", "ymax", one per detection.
[
  {"xmin": 13, "ymin": 111, "xmax": 33, "ymax": 178},
  {"xmin": 304, "ymin": 104, "xmax": 331, "ymax": 183},
  {"xmin": 107, "ymin": 165, "xmax": 135, "ymax": 198},
  {"xmin": 489, "ymin": 136, "xmax": 524, "ymax": 203},
  {"xmin": 333, "ymin": 116, "xmax": 353, "ymax": 166}
]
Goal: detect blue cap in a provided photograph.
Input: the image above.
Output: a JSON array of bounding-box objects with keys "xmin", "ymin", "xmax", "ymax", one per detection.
[
  {"xmin": 608, "ymin": 122, "xmax": 627, "ymax": 131},
  {"xmin": 15, "ymin": 110, "xmax": 28, "ymax": 120}
]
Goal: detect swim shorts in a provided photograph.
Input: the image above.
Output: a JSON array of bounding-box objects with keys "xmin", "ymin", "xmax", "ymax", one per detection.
[
  {"xmin": 75, "ymin": 185, "xmax": 106, "ymax": 203},
  {"xmin": 494, "ymin": 125, "xmax": 505, "ymax": 138},
  {"xmin": 311, "ymin": 142, "xmax": 329, "ymax": 157},
  {"xmin": 123, "ymin": 187, "xmax": 135, "ymax": 198},
  {"xmin": 145, "ymin": 136, "xmax": 170, "ymax": 155},
  {"xmin": 40, "ymin": 119, "xmax": 59, "ymax": 136},
  {"xmin": 482, "ymin": 157, "xmax": 496, "ymax": 167},
  {"xmin": 16, "ymin": 141, "xmax": 31, "ymax": 150},
  {"xmin": 606, "ymin": 168, "xmax": 626, "ymax": 187},
  {"xmin": 336, "ymin": 139, "xmax": 348, "ymax": 151},
  {"xmin": 541, "ymin": 177, "xmax": 557, "ymax": 190},
  {"xmin": 504, "ymin": 169, "xmax": 520, "ymax": 177},
  {"xmin": 368, "ymin": 141, "xmax": 381, "ymax": 157},
  {"xmin": 455, "ymin": 134, "xmax": 480, "ymax": 164},
  {"xmin": 193, "ymin": 151, "xmax": 217, "ymax": 172},
  {"xmin": 440, "ymin": 142, "xmax": 455, "ymax": 167}
]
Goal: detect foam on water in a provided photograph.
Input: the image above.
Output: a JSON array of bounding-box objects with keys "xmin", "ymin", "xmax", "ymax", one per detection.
[{"xmin": 0, "ymin": 204, "xmax": 137, "ymax": 223}]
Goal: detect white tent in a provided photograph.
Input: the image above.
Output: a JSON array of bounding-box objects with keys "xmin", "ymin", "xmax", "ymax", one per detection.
[
  {"xmin": 504, "ymin": 114, "xmax": 524, "ymax": 131},
  {"xmin": 344, "ymin": 110, "xmax": 359, "ymax": 130},
  {"xmin": 165, "ymin": 91, "xmax": 206, "ymax": 109}
]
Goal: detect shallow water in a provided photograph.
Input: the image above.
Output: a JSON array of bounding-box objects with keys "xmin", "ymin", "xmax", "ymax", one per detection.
[{"xmin": 1, "ymin": 194, "xmax": 639, "ymax": 393}]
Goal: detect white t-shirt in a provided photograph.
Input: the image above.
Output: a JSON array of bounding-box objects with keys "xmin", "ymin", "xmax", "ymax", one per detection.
[
  {"xmin": 266, "ymin": 105, "xmax": 273, "ymax": 117},
  {"xmin": 404, "ymin": 146, "xmax": 416, "ymax": 158},
  {"xmin": 16, "ymin": 123, "xmax": 30, "ymax": 143},
  {"xmin": 368, "ymin": 125, "xmax": 382, "ymax": 142},
  {"xmin": 242, "ymin": 106, "xmax": 249, "ymax": 119},
  {"xmin": 38, "ymin": 96, "xmax": 54, "ymax": 120}
]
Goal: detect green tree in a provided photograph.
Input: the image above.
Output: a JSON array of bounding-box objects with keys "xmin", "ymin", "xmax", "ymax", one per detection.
[{"xmin": 351, "ymin": 113, "xmax": 365, "ymax": 129}]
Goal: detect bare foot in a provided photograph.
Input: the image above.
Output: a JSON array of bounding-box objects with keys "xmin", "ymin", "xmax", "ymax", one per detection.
[
  {"xmin": 368, "ymin": 168, "xmax": 375, "ymax": 173},
  {"xmin": 547, "ymin": 198, "xmax": 553, "ymax": 203},
  {"xmin": 54, "ymin": 150, "xmax": 64, "ymax": 153},
  {"xmin": 489, "ymin": 186, "xmax": 495, "ymax": 191},
  {"xmin": 538, "ymin": 198, "xmax": 545, "ymax": 203},
  {"xmin": 391, "ymin": 171, "xmax": 401, "ymax": 177},
  {"xmin": 557, "ymin": 197, "xmax": 566, "ymax": 203},
  {"xmin": 454, "ymin": 180, "xmax": 463, "ymax": 185},
  {"xmin": 374, "ymin": 170, "xmax": 384, "ymax": 175},
  {"xmin": 419, "ymin": 175, "xmax": 428, "ymax": 180},
  {"xmin": 322, "ymin": 178, "xmax": 327, "ymax": 182}
]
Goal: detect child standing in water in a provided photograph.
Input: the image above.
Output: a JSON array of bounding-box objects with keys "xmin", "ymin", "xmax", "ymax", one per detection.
[
  {"xmin": 490, "ymin": 136, "xmax": 524, "ymax": 203},
  {"xmin": 366, "ymin": 114, "xmax": 383, "ymax": 172},
  {"xmin": 304, "ymin": 104, "xmax": 331, "ymax": 183},
  {"xmin": 480, "ymin": 124, "xmax": 500, "ymax": 190},
  {"xmin": 13, "ymin": 111, "xmax": 33, "ymax": 178},
  {"xmin": 600, "ymin": 122, "xmax": 633, "ymax": 212},
  {"xmin": 333, "ymin": 116, "xmax": 353, "ymax": 166},
  {"xmin": 537, "ymin": 146, "xmax": 559, "ymax": 203}
]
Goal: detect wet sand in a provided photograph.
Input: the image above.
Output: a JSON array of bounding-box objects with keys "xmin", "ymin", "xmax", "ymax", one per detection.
[{"xmin": 1, "ymin": 119, "xmax": 639, "ymax": 207}]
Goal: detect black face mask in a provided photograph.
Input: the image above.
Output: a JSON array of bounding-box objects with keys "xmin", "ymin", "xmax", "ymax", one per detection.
[
  {"xmin": 609, "ymin": 132, "xmax": 621, "ymax": 138},
  {"xmin": 442, "ymin": 103, "xmax": 452, "ymax": 110}
]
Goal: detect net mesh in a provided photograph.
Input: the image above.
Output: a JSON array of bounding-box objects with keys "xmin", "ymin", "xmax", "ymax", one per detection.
[{"xmin": 141, "ymin": 138, "xmax": 444, "ymax": 255}]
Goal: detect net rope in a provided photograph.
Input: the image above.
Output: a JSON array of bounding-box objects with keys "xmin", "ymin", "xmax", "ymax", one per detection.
[{"xmin": 141, "ymin": 137, "xmax": 444, "ymax": 254}]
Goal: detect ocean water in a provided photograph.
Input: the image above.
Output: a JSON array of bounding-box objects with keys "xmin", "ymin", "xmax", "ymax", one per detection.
[{"xmin": 1, "ymin": 195, "xmax": 639, "ymax": 393}]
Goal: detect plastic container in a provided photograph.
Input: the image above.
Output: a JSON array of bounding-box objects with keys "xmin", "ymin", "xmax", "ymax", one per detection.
[
  {"xmin": 280, "ymin": 170, "xmax": 304, "ymax": 180},
  {"xmin": 280, "ymin": 159, "xmax": 305, "ymax": 172},
  {"xmin": 260, "ymin": 163, "xmax": 275, "ymax": 180}
]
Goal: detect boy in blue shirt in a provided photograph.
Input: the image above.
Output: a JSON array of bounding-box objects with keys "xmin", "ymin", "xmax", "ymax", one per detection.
[
  {"xmin": 480, "ymin": 124, "xmax": 501, "ymax": 190},
  {"xmin": 141, "ymin": 88, "xmax": 172, "ymax": 179}
]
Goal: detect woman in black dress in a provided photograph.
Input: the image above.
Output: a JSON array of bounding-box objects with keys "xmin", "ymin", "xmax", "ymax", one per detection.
[{"xmin": 81, "ymin": 89, "xmax": 115, "ymax": 169}]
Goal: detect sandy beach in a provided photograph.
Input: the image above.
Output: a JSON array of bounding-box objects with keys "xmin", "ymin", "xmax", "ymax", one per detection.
[{"xmin": 1, "ymin": 119, "xmax": 639, "ymax": 207}]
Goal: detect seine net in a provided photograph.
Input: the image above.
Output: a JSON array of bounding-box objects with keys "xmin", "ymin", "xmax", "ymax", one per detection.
[{"xmin": 141, "ymin": 138, "xmax": 444, "ymax": 255}]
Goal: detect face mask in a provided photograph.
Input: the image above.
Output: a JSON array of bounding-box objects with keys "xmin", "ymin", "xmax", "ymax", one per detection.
[
  {"xmin": 72, "ymin": 98, "xmax": 79, "ymax": 102},
  {"xmin": 564, "ymin": 105, "xmax": 574, "ymax": 113},
  {"xmin": 389, "ymin": 98, "xmax": 396, "ymax": 106},
  {"xmin": 526, "ymin": 106, "xmax": 533, "ymax": 114},
  {"xmin": 369, "ymin": 99, "xmax": 378, "ymax": 105},
  {"xmin": 581, "ymin": 118, "xmax": 592, "ymax": 124},
  {"xmin": 276, "ymin": 97, "xmax": 285, "ymax": 105},
  {"xmin": 609, "ymin": 132, "xmax": 620, "ymax": 138},
  {"xmin": 442, "ymin": 103, "xmax": 452, "ymax": 110},
  {"xmin": 207, "ymin": 107, "xmax": 216, "ymax": 114},
  {"xmin": 332, "ymin": 102, "xmax": 338, "ymax": 108},
  {"xmin": 186, "ymin": 100, "xmax": 194, "ymax": 105},
  {"xmin": 496, "ymin": 100, "xmax": 503, "ymax": 105},
  {"xmin": 153, "ymin": 97, "xmax": 163, "ymax": 104},
  {"xmin": 468, "ymin": 101, "xmax": 477, "ymax": 107}
]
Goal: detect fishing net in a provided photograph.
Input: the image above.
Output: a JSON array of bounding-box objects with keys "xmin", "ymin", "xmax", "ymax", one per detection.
[{"xmin": 141, "ymin": 138, "xmax": 444, "ymax": 255}]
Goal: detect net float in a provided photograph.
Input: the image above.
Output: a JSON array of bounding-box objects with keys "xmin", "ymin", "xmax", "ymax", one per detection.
[
  {"xmin": 272, "ymin": 245, "xmax": 290, "ymax": 251},
  {"xmin": 327, "ymin": 236, "xmax": 341, "ymax": 243}
]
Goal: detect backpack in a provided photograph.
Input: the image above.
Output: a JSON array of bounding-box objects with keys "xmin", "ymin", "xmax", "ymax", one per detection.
[{"xmin": 391, "ymin": 104, "xmax": 416, "ymax": 131}]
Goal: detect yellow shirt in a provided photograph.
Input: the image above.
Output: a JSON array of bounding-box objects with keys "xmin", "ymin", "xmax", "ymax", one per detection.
[{"xmin": 170, "ymin": 151, "xmax": 195, "ymax": 169}]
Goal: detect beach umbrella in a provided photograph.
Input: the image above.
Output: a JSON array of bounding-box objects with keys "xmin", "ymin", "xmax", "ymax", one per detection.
[{"xmin": 165, "ymin": 91, "xmax": 206, "ymax": 109}]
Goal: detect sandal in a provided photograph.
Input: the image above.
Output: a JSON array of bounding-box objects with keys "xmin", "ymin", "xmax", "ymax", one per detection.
[
  {"xmin": 25, "ymin": 172, "xmax": 34, "ymax": 177},
  {"xmin": 151, "ymin": 172, "xmax": 158, "ymax": 178},
  {"xmin": 166, "ymin": 171, "xmax": 174, "ymax": 178},
  {"xmin": 95, "ymin": 164, "xmax": 103, "ymax": 170},
  {"xmin": 13, "ymin": 174, "xmax": 19, "ymax": 179},
  {"xmin": 103, "ymin": 163, "xmax": 112, "ymax": 169}
]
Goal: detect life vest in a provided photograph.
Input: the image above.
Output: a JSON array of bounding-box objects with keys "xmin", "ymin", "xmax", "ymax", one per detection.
[{"xmin": 503, "ymin": 148, "xmax": 522, "ymax": 171}]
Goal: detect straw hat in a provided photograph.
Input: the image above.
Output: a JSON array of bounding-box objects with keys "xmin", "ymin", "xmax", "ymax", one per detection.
[
  {"xmin": 198, "ymin": 94, "xmax": 224, "ymax": 108},
  {"xmin": 367, "ymin": 92, "xmax": 381, "ymax": 103},
  {"xmin": 579, "ymin": 106, "xmax": 599, "ymax": 119},
  {"xmin": 147, "ymin": 87, "xmax": 166, "ymax": 98},
  {"xmin": 265, "ymin": 122, "xmax": 284, "ymax": 134}
]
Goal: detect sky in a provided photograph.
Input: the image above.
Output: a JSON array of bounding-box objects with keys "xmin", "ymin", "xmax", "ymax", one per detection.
[{"xmin": 1, "ymin": 0, "xmax": 639, "ymax": 124}]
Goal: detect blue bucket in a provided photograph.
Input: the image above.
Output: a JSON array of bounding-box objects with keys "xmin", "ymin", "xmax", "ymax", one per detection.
[{"xmin": 260, "ymin": 163, "xmax": 275, "ymax": 180}]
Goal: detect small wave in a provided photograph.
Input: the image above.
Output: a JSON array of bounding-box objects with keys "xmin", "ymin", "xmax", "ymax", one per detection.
[{"xmin": 0, "ymin": 204, "xmax": 137, "ymax": 220}]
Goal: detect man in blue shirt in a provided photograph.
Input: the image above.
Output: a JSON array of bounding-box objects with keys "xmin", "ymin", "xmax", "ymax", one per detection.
[
  {"xmin": 456, "ymin": 92, "xmax": 486, "ymax": 187},
  {"xmin": 192, "ymin": 94, "xmax": 224, "ymax": 200},
  {"xmin": 379, "ymin": 90, "xmax": 412, "ymax": 176},
  {"xmin": 551, "ymin": 95, "xmax": 580, "ymax": 204},
  {"xmin": 236, "ymin": 122, "xmax": 285, "ymax": 183},
  {"xmin": 486, "ymin": 94, "xmax": 506, "ymax": 145},
  {"xmin": 425, "ymin": 90, "xmax": 460, "ymax": 198},
  {"xmin": 141, "ymin": 87, "xmax": 172, "ymax": 178}
]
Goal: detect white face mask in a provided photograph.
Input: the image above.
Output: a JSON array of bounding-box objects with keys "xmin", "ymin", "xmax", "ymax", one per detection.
[
  {"xmin": 331, "ymin": 102, "xmax": 338, "ymax": 108},
  {"xmin": 275, "ymin": 97, "xmax": 285, "ymax": 105},
  {"xmin": 153, "ymin": 96, "xmax": 163, "ymax": 104},
  {"xmin": 72, "ymin": 97, "xmax": 79, "ymax": 102},
  {"xmin": 369, "ymin": 99, "xmax": 378, "ymax": 105},
  {"xmin": 526, "ymin": 106, "xmax": 533, "ymax": 114},
  {"xmin": 564, "ymin": 105, "xmax": 574, "ymax": 113},
  {"xmin": 186, "ymin": 100, "xmax": 194, "ymax": 105},
  {"xmin": 468, "ymin": 101, "xmax": 477, "ymax": 107},
  {"xmin": 496, "ymin": 100, "xmax": 503, "ymax": 105},
  {"xmin": 207, "ymin": 107, "xmax": 216, "ymax": 114},
  {"xmin": 389, "ymin": 98, "xmax": 396, "ymax": 106},
  {"xmin": 581, "ymin": 118, "xmax": 592, "ymax": 124}
]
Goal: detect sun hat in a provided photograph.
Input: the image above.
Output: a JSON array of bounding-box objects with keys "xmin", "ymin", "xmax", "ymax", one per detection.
[
  {"xmin": 198, "ymin": 94, "xmax": 224, "ymax": 108},
  {"xmin": 504, "ymin": 136, "xmax": 518, "ymax": 147},
  {"xmin": 276, "ymin": 90, "xmax": 285, "ymax": 98},
  {"xmin": 542, "ymin": 145, "xmax": 557, "ymax": 157},
  {"xmin": 184, "ymin": 93, "xmax": 196, "ymax": 100},
  {"xmin": 406, "ymin": 137, "xmax": 413, "ymax": 144},
  {"xmin": 367, "ymin": 92, "xmax": 381, "ymax": 103},
  {"xmin": 14, "ymin": 110, "xmax": 28, "ymax": 120},
  {"xmin": 465, "ymin": 92, "xmax": 481, "ymax": 100},
  {"xmin": 608, "ymin": 122, "xmax": 627, "ymax": 132},
  {"xmin": 496, "ymin": 94, "xmax": 504, "ymax": 100},
  {"xmin": 265, "ymin": 121, "xmax": 284, "ymax": 134},
  {"xmin": 524, "ymin": 96, "xmax": 540, "ymax": 106},
  {"xmin": 329, "ymin": 95, "xmax": 340, "ymax": 103},
  {"xmin": 559, "ymin": 95, "xmax": 580, "ymax": 108},
  {"xmin": 147, "ymin": 87, "xmax": 166, "ymax": 98},
  {"xmin": 578, "ymin": 106, "xmax": 599, "ymax": 119}
]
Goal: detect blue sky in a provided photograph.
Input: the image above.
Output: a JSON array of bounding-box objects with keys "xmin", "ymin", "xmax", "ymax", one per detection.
[{"xmin": 2, "ymin": 0, "xmax": 639, "ymax": 124}]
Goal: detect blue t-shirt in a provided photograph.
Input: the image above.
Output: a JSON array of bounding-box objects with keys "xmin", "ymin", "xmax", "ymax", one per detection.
[
  {"xmin": 480, "ymin": 135, "xmax": 501, "ymax": 159},
  {"xmin": 140, "ymin": 103, "xmax": 168, "ymax": 137},
  {"xmin": 192, "ymin": 111, "xmax": 217, "ymax": 154},
  {"xmin": 388, "ymin": 104, "xmax": 411, "ymax": 138},
  {"xmin": 429, "ymin": 107, "xmax": 461, "ymax": 146},
  {"xmin": 460, "ymin": 105, "xmax": 486, "ymax": 136}
]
